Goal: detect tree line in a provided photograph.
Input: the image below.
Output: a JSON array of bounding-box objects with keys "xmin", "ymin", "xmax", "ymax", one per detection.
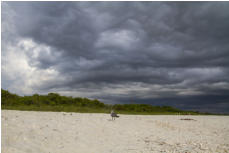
[{"xmin": 1, "ymin": 89, "xmax": 202, "ymax": 114}]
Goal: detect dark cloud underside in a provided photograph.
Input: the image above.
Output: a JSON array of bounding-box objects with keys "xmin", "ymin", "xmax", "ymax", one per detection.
[{"xmin": 2, "ymin": 2, "xmax": 229, "ymax": 113}]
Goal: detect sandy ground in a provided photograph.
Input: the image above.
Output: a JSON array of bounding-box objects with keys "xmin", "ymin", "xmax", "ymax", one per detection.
[{"xmin": 2, "ymin": 110, "xmax": 229, "ymax": 153}]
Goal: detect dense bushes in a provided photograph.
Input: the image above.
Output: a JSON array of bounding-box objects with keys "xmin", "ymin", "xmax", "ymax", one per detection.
[
  {"xmin": 112, "ymin": 104, "xmax": 180, "ymax": 113},
  {"xmin": 1, "ymin": 89, "xmax": 20, "ymax": 106},
  {"xmin": 1, "ymin": 89, "xmax": 200, "ymax": 115},
  {"xmin": 1, "ymin": 89, "xmax": 105, "ymax": 108}
]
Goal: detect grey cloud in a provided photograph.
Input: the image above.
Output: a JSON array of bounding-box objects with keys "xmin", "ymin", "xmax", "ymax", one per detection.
[{"xmin": 2, "ymin": 2, "xmax": 229, "ymax": 113}]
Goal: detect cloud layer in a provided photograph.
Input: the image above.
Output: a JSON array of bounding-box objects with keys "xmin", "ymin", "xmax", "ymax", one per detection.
[{"xmin": 2, "ymin": 2, "xmax": 229, "ymax": 113}]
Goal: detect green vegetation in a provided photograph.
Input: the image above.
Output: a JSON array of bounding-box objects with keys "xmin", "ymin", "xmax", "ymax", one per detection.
[{"xmin": 1, "ymin": 89, "xmax": 204, "ymax": 115}]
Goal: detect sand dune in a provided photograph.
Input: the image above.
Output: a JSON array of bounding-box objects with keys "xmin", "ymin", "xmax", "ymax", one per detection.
[{"xmin": 2, "ymin": 110, "xmax": 229, "ymax": 153}]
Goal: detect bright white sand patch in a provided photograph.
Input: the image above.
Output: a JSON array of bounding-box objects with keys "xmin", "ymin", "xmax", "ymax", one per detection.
[{"xmin": 2, "ymin": 110, "xmax": 229, "ymax": 153}]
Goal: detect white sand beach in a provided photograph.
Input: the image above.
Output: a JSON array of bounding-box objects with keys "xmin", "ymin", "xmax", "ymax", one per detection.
[{"xmin": 2, "ymin": 110, "xmax": 229, "ymax": 153}]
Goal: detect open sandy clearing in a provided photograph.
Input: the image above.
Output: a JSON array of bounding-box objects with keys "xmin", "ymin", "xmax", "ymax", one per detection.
[{"xmin": 2, "ymin": 110, "xmax": 229, "ymax": 153}]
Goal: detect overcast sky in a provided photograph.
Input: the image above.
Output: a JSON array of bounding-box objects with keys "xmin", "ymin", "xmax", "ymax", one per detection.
[{"xmin": 2, "ymin": 2, "xmax": 229, "ymax": 113}]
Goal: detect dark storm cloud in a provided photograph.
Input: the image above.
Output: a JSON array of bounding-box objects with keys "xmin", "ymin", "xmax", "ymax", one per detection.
[{"xmin": 2, "ymin": 2, "xmax": 229, "ymax": 113}]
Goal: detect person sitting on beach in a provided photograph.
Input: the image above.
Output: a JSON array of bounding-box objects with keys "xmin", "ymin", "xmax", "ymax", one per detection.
[{"xmin": 111, "ymin": 110, "xmax": 119, "ymax": 120}]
